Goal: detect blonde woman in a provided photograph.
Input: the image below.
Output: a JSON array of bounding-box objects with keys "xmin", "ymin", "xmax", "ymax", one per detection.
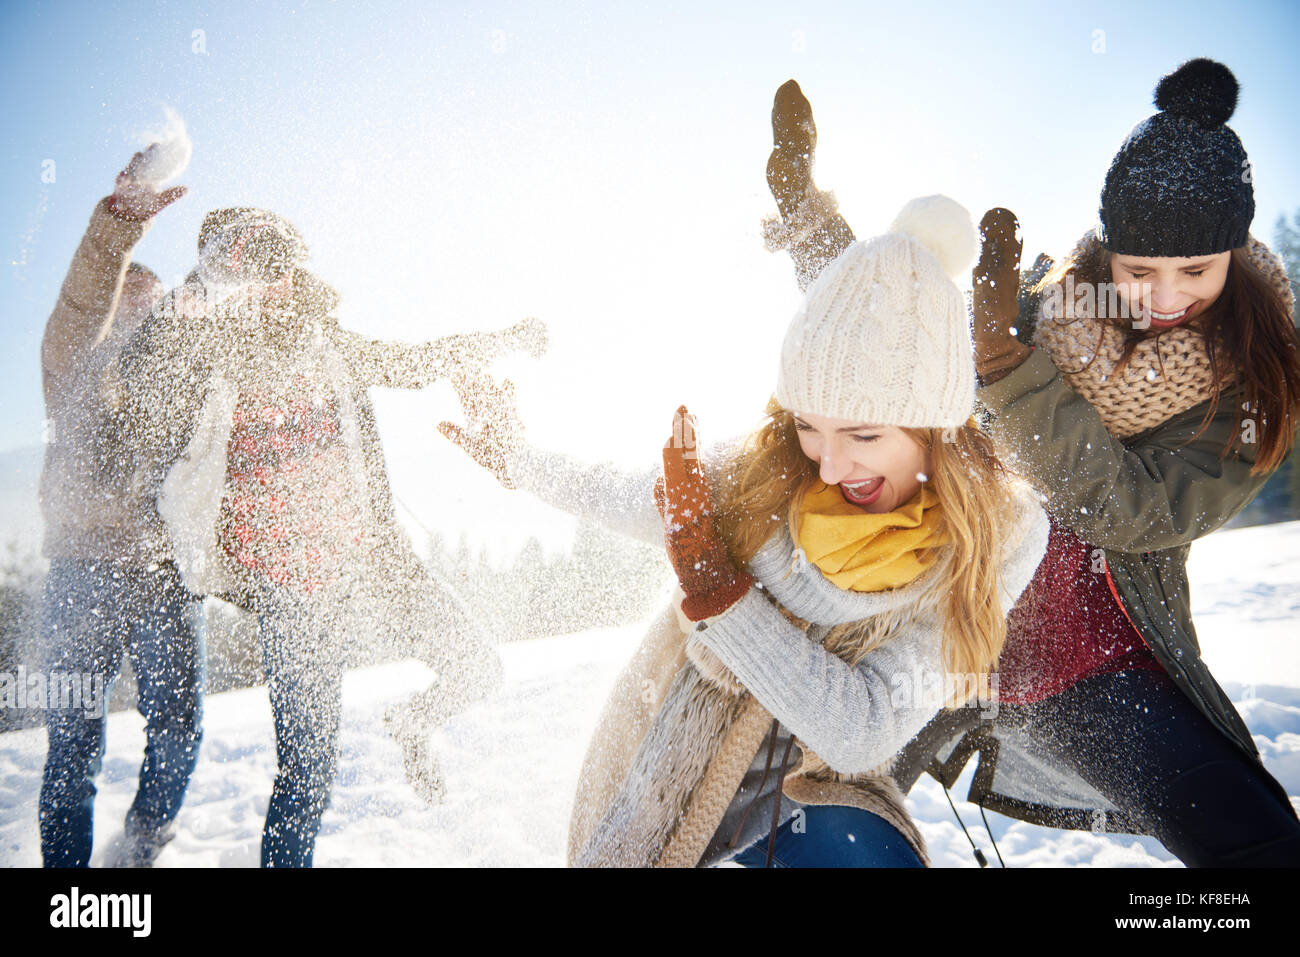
[{"xmin": 442, "ymin": 197, "xmax": 1048, "ymax": 866}]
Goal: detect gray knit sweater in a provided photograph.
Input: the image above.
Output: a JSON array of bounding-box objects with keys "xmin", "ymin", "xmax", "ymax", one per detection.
[{"xmin": 507, "ymin": 441, "xmax": 1048, "ymax": 865}]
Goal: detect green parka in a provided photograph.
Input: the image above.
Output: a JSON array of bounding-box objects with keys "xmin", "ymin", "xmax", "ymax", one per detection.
[{"xmin": 892, "ymin": 342, "xmax": 1297, "ymax": 833}]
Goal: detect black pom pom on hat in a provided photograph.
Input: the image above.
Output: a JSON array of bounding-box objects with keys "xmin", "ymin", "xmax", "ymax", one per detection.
[
  {"xmin": 1097, "ymin": 58, "xmax": 1254, "ymax": 257},
  {"xmin": 1153, "ymin": 57, "xmax": 1239, "ymax": 129}
]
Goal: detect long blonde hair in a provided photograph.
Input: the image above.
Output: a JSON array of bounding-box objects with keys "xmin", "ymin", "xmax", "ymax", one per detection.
[{"xmin": 711, "ymin": 398, "xmax": 1019, "ymax": 706}]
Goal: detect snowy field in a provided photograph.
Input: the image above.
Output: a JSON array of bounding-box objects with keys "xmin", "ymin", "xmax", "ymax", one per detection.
[{"xmin": 2, "ymin": 520, "xmax": 1297, "ymax": 868}]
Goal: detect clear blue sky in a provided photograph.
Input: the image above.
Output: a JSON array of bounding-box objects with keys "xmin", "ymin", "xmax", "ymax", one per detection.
[{"xmin": 3, "ymin": 0, "xmax": 1298, "ymax": 546}]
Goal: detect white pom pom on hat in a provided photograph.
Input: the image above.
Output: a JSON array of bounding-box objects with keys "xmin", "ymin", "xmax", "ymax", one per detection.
[
  {"xmin": 774, "ymin": 194, "xmax": 977, "ymax": 429},
  {"xmin": 888, "ymin": 194, "xmax": 979, "ymax": 280}
]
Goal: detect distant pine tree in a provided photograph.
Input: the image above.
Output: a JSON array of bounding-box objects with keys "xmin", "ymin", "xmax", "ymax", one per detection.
[{"xmin": 1274, "ymin": 210, "xmax": 1300, "ymax": 325}]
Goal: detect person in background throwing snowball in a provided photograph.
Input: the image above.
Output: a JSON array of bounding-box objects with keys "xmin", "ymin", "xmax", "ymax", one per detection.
[{"xmin": 37, "ymin": 147, "xmax": 201, "ymax": 868}]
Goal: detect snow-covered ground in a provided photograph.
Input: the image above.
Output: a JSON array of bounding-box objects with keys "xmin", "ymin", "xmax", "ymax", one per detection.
[{"xmin": 2, "ymin": 521, "xmax": 1298, "ymax": 868}]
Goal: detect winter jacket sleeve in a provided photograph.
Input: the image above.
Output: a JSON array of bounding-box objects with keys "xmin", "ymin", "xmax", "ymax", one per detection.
[
  {"xmin": 335, "ymin": 328, "xmax": 462, "ymax": 390},
  {"xmin": 505, "ymin": 439, "xmax": 743, "ymax": 548},
  {"xmin": 41, "ymin": 198, "xmax": 149, "ymax": 408},
  {"xmin": 779, "ymin": 206, "xmax": 856, "ymax": 292},
  {"xmin": 334, "ymin": 325, "xmax": 545, "ymax": 391},
  {"xmin": 332, "ymin": 329, "xmax": 450, "ymax": 390},
  {"xmin": 692, "ymin": 484, "xmax": 1047, "ymax": 775},
  {"xmin": 997, "ymin": 482, "xmax": 1051, "ymax": 617},
  {"xmin": 692, "ymin": 587, "xmax": 946, "ymax": 774},
  {"xmin": 977, "ymin": 347, "xmax": 1275, "ymax": 554}
]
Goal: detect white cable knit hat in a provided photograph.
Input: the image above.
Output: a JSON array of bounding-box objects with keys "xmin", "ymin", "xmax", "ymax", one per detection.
[{"xmin": 775, "ymin": 195, "xmax": 978, "ymax": 429}]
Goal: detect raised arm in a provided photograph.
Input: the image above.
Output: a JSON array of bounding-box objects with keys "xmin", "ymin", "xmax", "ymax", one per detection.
[
  {"xmin": 332, "ymin": 328, "xmax": 446, "ymax": 389},
  {"xmin": 336, "ymin": 317, "xmax": 549, "ymax": 390},
  {"xmin": 439, "ymin": 378, "xmax": 737, "ymax": 546},
  {"xmin": 41, "ymin": 149, "xmax": 186, "ymax": 407},
  {"xmin": 694, "ymin": 589, "xmax": 946, "ymax": 774},
  {"xmin": 979, "ymin": 349, "xmax": 1272, "ymax": 552},
  {"xmin": 505, "ymin": 444, "xmax": 667, "ymax": 546},
  {"xmin": 762, "ymin": 80, "xmax": 856, "ymax": 291}
]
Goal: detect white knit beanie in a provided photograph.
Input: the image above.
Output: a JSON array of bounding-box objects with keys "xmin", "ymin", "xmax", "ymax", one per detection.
[{"xmin": 775, "ymin": 195, "xmax": 978, "ymax": 429}]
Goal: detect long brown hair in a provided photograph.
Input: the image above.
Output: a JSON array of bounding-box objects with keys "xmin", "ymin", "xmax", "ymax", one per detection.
[
  {"xmin": 1034, "ymin": 244, "xmax": 1300, "ymax": 473},
  {"xmin": 711, "ymin": 399, "xmax": 1019, "ymax": 706}
]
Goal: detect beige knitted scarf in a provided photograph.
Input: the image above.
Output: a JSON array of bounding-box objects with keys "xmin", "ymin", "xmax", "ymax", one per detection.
[{"xmin": 1033, "ymin": 231, "xmax": 1292, "ymax": 438}]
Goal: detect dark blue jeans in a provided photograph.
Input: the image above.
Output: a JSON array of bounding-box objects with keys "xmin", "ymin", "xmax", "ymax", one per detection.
[
  {"xmin": 1001, "ymin": 669, "xmax": 1300, "ymax": 866},
  {"xmin": 732, "ymin": 805, "xmax": 925, "ymax": 868},
  {"xmin": 257, "ymin": 599, "xmax": 344, "ymax": 868},
  {"xmin": 39, "ymin": 559, "xmax": 204, "ymax": 868}
]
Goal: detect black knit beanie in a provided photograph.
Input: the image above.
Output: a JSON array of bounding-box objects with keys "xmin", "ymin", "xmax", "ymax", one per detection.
[{"xmin": 1098, "ymin": 58, "xmax": 1254, "ymax": 257}]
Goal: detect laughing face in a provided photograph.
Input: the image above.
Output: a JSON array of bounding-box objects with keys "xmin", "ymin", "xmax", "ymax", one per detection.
[
  {"xmin": 1110, "ymin": 251, "xmax": 1231, "ymax": 331},
  {"xmin": 792, "ymin": 412, "xmax": 931, "ymax": 513}
]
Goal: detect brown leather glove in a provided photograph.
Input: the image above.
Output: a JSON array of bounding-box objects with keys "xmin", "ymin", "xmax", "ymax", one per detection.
[
  {"xmin": 653, "ymin": 406, "xmax": 753, "ymax": 623},
  {"xmin": 972, "ymin": 208, "xmax": 1032, "ymax": 384}
]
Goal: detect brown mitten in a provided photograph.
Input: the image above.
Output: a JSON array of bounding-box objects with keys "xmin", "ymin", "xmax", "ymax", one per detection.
[
  {"xmin": 972, "ymin": 208, "xmax": 1032, "ymax": 384},
  {"xmin": 766, "ymin": 79, "xmax": 818, "ymax": 222},
  {"xmin": 653, "ymin": 406, "xmax": 753, "ymax": 622},
  {"xmin": 762, "ymin": 80, "xmax": 856, "ymax": 291}
]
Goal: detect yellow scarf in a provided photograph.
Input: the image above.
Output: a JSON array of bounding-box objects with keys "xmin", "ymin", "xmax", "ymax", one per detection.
[{"xmin": 794, "ymin": 482, "xmax": 948, "ymax": 592}]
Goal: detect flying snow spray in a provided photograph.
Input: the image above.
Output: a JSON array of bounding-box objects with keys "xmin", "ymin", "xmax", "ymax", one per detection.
[{"xmin": 133, "ymin": 106, "xmax": 193, "ymax": 185}]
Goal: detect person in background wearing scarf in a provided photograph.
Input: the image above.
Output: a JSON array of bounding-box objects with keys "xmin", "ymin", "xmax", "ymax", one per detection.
[{"xmin": 117, "ymin": 208, "xmax": 543, "ymax": 865}]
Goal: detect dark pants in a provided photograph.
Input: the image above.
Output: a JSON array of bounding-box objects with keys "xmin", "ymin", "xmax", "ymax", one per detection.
[
  {"xmin": 732, "ymin": 805, "xmax": 925, "ymax": 868},
  {"xmin": 39, "ymin": 559, "xmax": 204, "ymax": 868},
  {"xmin": 257, "ymin": 599, "xmax": 344, "ymax": 868},
  {"xmin": 1001, "ymin": 669, "xmax": 1300, "ymax": 866}
]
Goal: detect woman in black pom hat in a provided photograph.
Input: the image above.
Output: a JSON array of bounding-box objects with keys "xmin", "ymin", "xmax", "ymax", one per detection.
[{"xmin": 763, "ymin": 60, "xmax": 1300, "ymax": 865}]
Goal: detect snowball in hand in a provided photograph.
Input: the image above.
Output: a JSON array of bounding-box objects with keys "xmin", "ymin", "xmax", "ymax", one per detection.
[{"xmin": 133, "ymin": 107, "xmax": 193, "ymax": 185}]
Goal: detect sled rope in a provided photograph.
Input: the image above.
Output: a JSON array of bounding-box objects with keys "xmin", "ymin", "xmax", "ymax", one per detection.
[
  {"xmin": 942, "ymin": 785, "xmax": 988, "ymax": 867},
  {"xmin": 978, "ymin": 804, "xmax": 1006, "ymax": 867}
]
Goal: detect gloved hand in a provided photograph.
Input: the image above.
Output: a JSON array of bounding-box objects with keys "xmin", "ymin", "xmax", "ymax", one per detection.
[
  {"xmin": 437, "ymin": 370, "xmax": 523, "ymax": 490},
  {"xmin": 766, "ymin": 79, "xmax": 818, "ymax": 223},
  {"xmin": 653, "ymin": 406, "xmax": 753, "ymax": 623},
  {"xmin": 763, "ymin": 80, "xmax": 855, "ymax": 291},
  {"xmin": 972, "ymin": 208, "xmax": 1032, "ymax": 384},
  {"xmin": 107, "ymin": 146, "xmax": 187, "ymax": 222}
]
